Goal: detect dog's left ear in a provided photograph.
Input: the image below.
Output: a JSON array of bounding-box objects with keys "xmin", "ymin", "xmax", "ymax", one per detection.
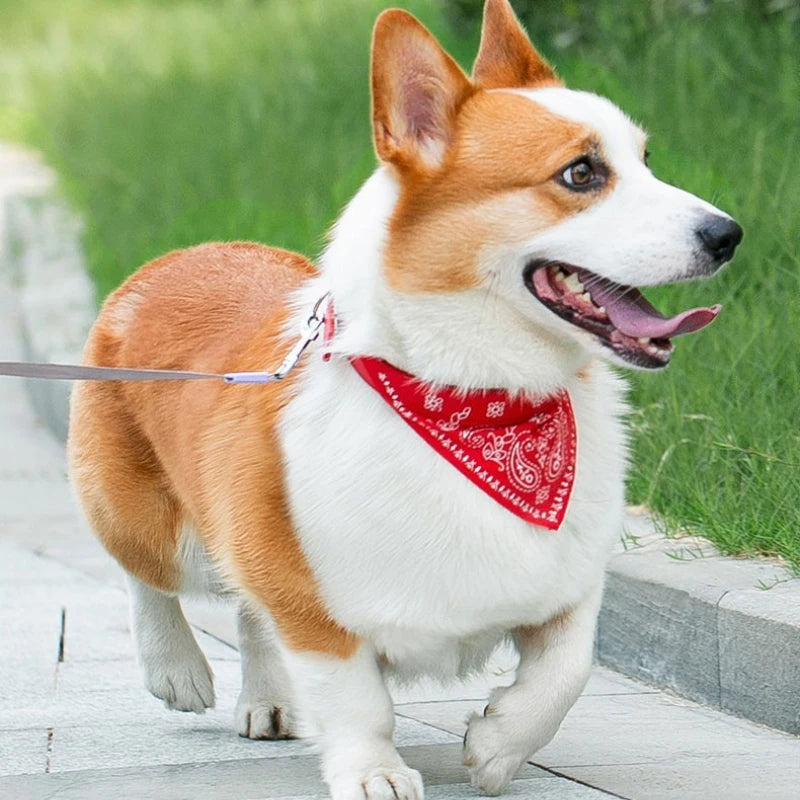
[
  {"xmin": 472, "ymin": 0, "xmax": 560, "ymax": 89},
  {"xmin": 371, "ymin": 10, "xmax": 473, "ymax": 172}
]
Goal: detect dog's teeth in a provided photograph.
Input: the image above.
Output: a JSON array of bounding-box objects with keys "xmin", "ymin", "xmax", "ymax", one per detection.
[
  {"xmin": 579, "ymin": 292, "xmax": 592, "ymax": 304},
  {"xmin": 563, "ymin": 273, "xmax": 584, "ymax": 293},
  {"xmin": 637, "ymin": 337, "xmax": 651, "ymax": 345},
  {"xmin": 556, "ymin": 269, "xmax": 570, "ymax": 282},
  {"xmin": 597, "ymin": 306, "xmax": 607, "ymax": 317}
]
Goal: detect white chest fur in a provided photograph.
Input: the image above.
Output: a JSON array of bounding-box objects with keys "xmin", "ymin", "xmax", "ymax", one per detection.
[{"xmin": 280, "ymin": 355, "xmax": 627, "ymax": 675}]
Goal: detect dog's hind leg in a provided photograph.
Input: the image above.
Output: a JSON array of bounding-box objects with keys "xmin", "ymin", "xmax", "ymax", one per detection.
[
  {"xmin": 69, "ymin": 381, "xmax": 214, "ymax": 713},
  {"xmin": 127, "ymin": 574, "xmax": 215, "ymax": 713},
  {"xmin": 463, "ymin": 583, "xmax": 603, "ymax": 795},
  {"xmin": 234, "ymin": 602, "xmax": 295, "ymax": 739}
]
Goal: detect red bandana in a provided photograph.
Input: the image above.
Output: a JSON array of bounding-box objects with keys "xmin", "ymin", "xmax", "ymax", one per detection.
[{"xmin": 349, "ymin": 356, "xmax": 577, "ymax": 530}]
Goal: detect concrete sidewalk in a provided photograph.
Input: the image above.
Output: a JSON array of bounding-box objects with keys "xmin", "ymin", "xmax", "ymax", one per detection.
[{"xmin": 1, "ymin": 261, "xmax": 799, "ymax": 799}]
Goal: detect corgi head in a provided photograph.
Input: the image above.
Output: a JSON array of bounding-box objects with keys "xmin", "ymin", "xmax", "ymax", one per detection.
[{"xmin": 366, "ymin": 0, "xmax": 741, "ymax": 373}]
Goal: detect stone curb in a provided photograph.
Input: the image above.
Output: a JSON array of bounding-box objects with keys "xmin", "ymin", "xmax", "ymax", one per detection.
[
  {"xmin": 2, "ymin": 145, "xmax": 798, "ymax": 737},
  {"xmin": 599, "ymin": 514, "xmax": 800, "ymax": 735}
]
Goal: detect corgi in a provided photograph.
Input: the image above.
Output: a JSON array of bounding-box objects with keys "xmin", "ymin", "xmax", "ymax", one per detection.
[{"xmin": 67, "ymin": 1, "xmax": 742, "ymax": 797}]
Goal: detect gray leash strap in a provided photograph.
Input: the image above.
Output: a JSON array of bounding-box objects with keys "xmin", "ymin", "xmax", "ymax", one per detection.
[
  {"xmin": 0, "ymin": 362, "xmax": 224, "ymax": 382},
  {"xmin": 0, "ymin": 292, "xmax": 332, "ymax": 385}
]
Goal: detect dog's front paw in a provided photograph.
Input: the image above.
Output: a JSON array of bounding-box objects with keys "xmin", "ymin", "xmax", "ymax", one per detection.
[
  {"xmin": 141, "ymin": 642, "xmax": 215, "ymax": 713},
  {"xmin": 463, "ymin": 710, "xmax": 529, "ymax": 796},
  {"xmin": 325, "ymin": 744, "xmax": 423, "ymax": 800},
  {"xmin": 328, "ymin": 764, "xmax": 424, "ymax": 800},
  {"xmin": 235, "ymin": 693, "xmax": 295, "ymax": 739}
]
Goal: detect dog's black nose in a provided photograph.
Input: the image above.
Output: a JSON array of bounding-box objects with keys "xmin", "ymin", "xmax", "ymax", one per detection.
[{"xmin": 696, "ymin": 215, "xmax": 743, "ymax": 263}]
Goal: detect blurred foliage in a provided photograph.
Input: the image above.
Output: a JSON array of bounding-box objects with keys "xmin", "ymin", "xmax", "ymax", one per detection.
[
  {"xmin": 445, "ymin": 0, "xmax": 800, "ymax": 47},
  {"xmin": 0, "ymin": 0, "xmax": 475, "ymax": 299}
]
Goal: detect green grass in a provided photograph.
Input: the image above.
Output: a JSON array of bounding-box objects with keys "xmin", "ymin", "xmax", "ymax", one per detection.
[
  {"xmin": 0, "ymin": 0, "xmax": 477, "ymax": 299},
  {"xmin": 0, "ymin": 0, "xmax": 797, "ymax": 569},
  {"xmin": 536, "ymin": 3, "xmax": 800, "ymax": 571}
]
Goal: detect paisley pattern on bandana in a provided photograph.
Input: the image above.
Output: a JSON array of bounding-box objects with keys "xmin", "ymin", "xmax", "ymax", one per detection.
[{"xmin": 349, "ymin": 356, "xmax": 577, "ymax": 530}]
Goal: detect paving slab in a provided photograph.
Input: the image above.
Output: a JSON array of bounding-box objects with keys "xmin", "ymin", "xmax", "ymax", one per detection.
[
  {"xmin": 48, "ymin": 715, "xmax": 459, "ymax": 775},
  {"xmin": 0, "ymin": 729, "xmax": 49, "ymax": 776},
  {"xmin": 398, "ymin": 689, "xmax": 800, "ymax": 800},
  {"xmin": 0, "ymin": 743, "xmax": 600, "ymax": 800}
]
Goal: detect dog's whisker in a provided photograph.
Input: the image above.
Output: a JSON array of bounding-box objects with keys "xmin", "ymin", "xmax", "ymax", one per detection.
[{"xmin": 478, "ymin": 271, "xmax": 502, "ymax": 334}]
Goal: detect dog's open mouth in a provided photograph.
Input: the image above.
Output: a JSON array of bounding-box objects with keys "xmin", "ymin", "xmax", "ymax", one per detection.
[{"xmin": 524, "ymin": 261, "xmax": 721, "ymax": 369}]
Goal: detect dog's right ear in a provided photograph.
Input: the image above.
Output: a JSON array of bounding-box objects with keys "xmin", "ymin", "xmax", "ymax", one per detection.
[
  {"xmin": 472, "ymin": 0, "xmax": 560, "ymax": 89},
  {"xmin": 371, "ymin": 10, "xmax": 473, "ymax": 172}
]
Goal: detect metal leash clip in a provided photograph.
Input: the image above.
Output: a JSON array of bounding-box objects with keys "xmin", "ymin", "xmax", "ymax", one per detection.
[{"xmin": 223, "ymin": 293, "xmax": 331, "ymax": 384}]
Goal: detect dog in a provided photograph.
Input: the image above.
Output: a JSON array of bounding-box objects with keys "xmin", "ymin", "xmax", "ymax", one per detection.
[{"xmin": 67, "ymin": 1, "xmax": 742, "ymax": 797}]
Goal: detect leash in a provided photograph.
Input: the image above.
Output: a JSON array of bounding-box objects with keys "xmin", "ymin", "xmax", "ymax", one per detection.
[{"xmin": 0, "ymin": 293, "xmax": 332, "ymax": 385}]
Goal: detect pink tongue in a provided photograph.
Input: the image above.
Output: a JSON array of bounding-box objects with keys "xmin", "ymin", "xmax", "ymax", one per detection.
[{"xmin": 581, "ymin": 275, "xmax": 721, "ymax": 339}]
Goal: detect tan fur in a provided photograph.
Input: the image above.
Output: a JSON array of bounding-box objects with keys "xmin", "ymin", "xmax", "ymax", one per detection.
[
  {"xmin": 371, "ymin": 9, "xmax": 474, "ymax": 172},
  {"xmin": 384, "ymin": 92, "xmax": 607, "ymax": 293},
  {"xmin": 515, "ymin": 609, "xmax": 573, "ymax": 647},
  {"xmin": 68, "ymin": 242, "xmax": 357, "ymax": 657},
  {"xmin": 472, "ymin": 0, "xmax": 561, "ymax": 90}
]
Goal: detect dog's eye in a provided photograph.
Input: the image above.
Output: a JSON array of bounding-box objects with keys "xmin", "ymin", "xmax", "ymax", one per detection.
[
  {"xmin": 644, "ymin": 149, "xmax": 651, "ymax": 167},
  {"xmin": 561, "ymin": 159, "xmax": 595, "ymax": 188}
]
